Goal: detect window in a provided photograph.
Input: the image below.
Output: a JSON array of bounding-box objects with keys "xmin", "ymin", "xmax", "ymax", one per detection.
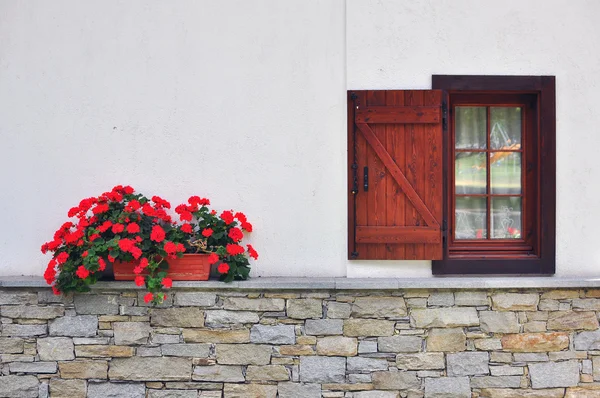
[{"xmin": 347, "ymin": 76, "xmax": 555, "ymax": 274}]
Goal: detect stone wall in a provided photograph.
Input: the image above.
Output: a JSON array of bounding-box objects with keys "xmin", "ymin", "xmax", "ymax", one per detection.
[{"xmin": 2, "ymin": 286, "xmax": 600, "ymax": 397}]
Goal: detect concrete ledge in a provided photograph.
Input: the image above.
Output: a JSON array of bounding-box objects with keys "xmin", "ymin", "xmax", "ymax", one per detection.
[{"xmin": 2, "ymin": 275, "xmax": 600, "ymax": 290}]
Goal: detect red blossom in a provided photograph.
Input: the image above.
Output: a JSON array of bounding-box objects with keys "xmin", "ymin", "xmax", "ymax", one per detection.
[
  {"xmin": 247, "ymin": 244, "xmax": 259, "ymax": 260},
  {"xmin": 98, "ymin": 220, "xmax": 113, "ymax": 233},
  {"xmin": 130, "ymin": 247, "xmax": 142, "ymax": 259},
  {"xmin": 208, "ymin": 253, "xmax": 220, "ymax": 264},
  {"xmin": 44, "ymin": 259, "xmax": 57, "ymax": 285},
  {"xmin": 201, "ymin": 228, "xmax": 213, "ymax": 238},
  {"xmin": 82, "ymin": 251, "xmax": 89, "ymax": 258},
  {"xmin": 228, "ymin": 227, "xmax": 244, "ymax": 242},
  {"xmin": 135, "ymin": 236, "xmax": 142, "ymax": 243},
  {"xmin": 162, "ymin": 278, "xmax": 173, "ymax": 288},
  {"xmin": 152, "ymin": 196, "xmax": 171, "ymax": 209},
  {"xmin": 125, "ymin": 199, "xmax": 141, "ymax": 212},
  {"xmin": 220, "ymin": 210, "xmax": 235, "ymax": 225},
  {"xmin": 98, "ymin": 258, "xmax": 106, "ymax": 271},
  {"xmin": 133, "ymin": 266, "xmax": 143, "ymax": 274},
  {"xmin": 181, "ymin": 223, "xmax": 193, "ymax": 234},
  {"xmin": 150, "ymin": 225, "xmax": 166, "ymax": 242},
  {"xmin": 241, "ymin": 221, "xmax": 253, "ymax": 232},
  {"xmin": 144, "ymin": 293, "xmax": 154, "ymax": 303},
  {"xmin": 52, "ymin": 286, "xmax": 61, "ymax": 295},
  {"xmin": 142, "ymin": 203, "xmax": 156, "ymax": 217},
  {"xmin": 108, "ymin": 255, "xmax": 115, "ymax": 263},
  {"xmin": 92, "ymin": 203, "xmax": 109, "ymax": 214},
  {"xmin": 89, "ymin": 234, "xmax": 100, "ymax": 242},
  {"xmin": 56, "ymin": 252, "xmax": 69, "ymax": 264},
  {"xmin": 68, "ymin": 207, "xmax": 80, "ymax": 217},
  {"xmin": 139, "ymin": 258, "xmax": 149, "ymax": 268},
  {"xmin": 123, "ymin": 186, "xmax": 134, "ymax": 195},
  {"xmin": 218, "ymin": 263, "xmax": 230, "ymax": 274},
  {"xmin": 41, "ymin": 243, "xmax": 49, "ymax": 254},
  {"xmin": 118, "ymin": 238, "xmax": 135, "ymax": 252},
  {"xmin": 226, "ymin": 243, "xmax": 244, "ymax": 256},
  {"xmin": 75, "ymin": 265, "xmax": 90, "ymax": 279},
  {"xmin": 112, "ymin": 223, "xmax": 125, "ymax": 234},
  {"xmin": 234, "ymin": 212, "xmax": 247, "ymax": 223},
  {"xmin": 126, "ymin": 223, "xmax": 140, "ymax": 234},
  {"xmin": 135, "ymin": 275, "xmax": 145, "ymax": 286}
]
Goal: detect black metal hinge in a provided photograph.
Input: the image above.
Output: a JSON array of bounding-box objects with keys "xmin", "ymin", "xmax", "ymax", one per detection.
[
  {"xmin": 442, "ymin": 101, "xmax": 448, "ymax": 131},
  {"xmin": 442, "ymin": 220, "xmax": 448, "ymax": 248}
]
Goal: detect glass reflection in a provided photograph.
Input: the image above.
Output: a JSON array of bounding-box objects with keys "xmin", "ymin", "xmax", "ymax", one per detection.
[
  {"xmin": 490, "ymin": 107, "xmax": 521, "ymax": 149},
  {"xmin": 455, "ymin": 107, "xmax": 487, "ymax": 149},
  {"xmin": 455, "ymin": 197, "xmax": 487, "ymax": 240},
  {"xmin": 490, "ymin": 152, "xmax": 521, "ymax": 194},
  {"xmin": 455, "ymin": 152, "xmax": 486, "ymax": 194},
  {"xmin": 491, "ymin": 197, "xmax": 522, "ymax": 239}
]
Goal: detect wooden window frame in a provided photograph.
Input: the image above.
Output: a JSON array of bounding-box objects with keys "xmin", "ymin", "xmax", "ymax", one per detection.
[{"xmin": 432, "ymin": 75, "xmax": 556, "ymax": 275}]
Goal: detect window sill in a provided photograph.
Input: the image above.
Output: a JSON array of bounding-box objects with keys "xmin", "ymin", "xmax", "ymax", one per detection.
[{"xmin": 2, "ymin": 276, "xmax": 600, "ymax": 290}]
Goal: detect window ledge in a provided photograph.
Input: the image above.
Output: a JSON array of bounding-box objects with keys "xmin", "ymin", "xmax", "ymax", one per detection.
[{"xmin": 2, "ymin": 276, "xmax": 600, "ymax": 290}]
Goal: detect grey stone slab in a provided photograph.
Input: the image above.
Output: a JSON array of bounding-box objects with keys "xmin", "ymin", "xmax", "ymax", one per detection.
[
  {"xmin": 87, "ymin": 382, "xmax": 145, "ymax": 398},
  {"xmin": 529, "ymin": 360, "xmax": 580, "ymax": 388},
  {"xmin": 358, "ymin": 340, "xmax": 378, "ymax": 354},
  {"xmin": 148, "ymin": 390, "xmax": 198, "ymax": 398},
  {"xmin": 108, "ymin": 357, "xmax": 192, "ymax": 381},
  {"xmin": 9, "ymin": 361, "xmax": 57, "ymax": 373},
  {"xmin": 0, "ymin": 375, "xmax": 39, "ymax": 397},
  {"xmin": 425, "ymin": 376, "xmax": 470, "ymax": 398},
  {"xmin": 192, "ymin": 365, "xmax": 244, "ymax": 382},
  {"xmin": 49, "ymin": 315, "xmax": 98, "ymax": 337},
  {"xmin": 300, "ymin": 356, "xmax": 346, "ymax": 383},
  {"xmin": 470, "ymin": 376, "xmax": 522, "ymax": 388},
  {"xmin": 574, "ymin": 329, "xmax": 600, "ymax": 350},
  {"xmin": 74, "ymin": 294, "xmax": 119, "ymax": 315},
  {"xmin": 113, "ymin": 322, "xmax": 151, "ymax": 345},
  {"xmin": 305, "ymin": 319, "xmax": 343, "ymax": 335},
  {"xmin": 447, "ymin": 352, "xmax": 489, "ymax": 376},
  {"xmin": 175, "ymin": 292, "xmax": 217, "ymax": 307},
  {"xmin": 277, "ymin": 382, "xmax": 321, "ymax": 398},
  {"xmin": 428, "ymin": 292, "xmax": 454, "ymax": 307},
  {"xmin": 378, "ymin": 335, "xmax": 422, "ymax": 353},
  {"xmin": 0, "ymin": 337, "xmax": 24, "ymax": 353},
  {"xmin": 161, "ymin": 344, "xmax": 210, "ymax": 357},
  {"xmin": 1, "ymin": 305, "xmax": 64, "ymax": 319},
  {"xmin": 250, "ymin": 324, "xmax": 296, "ymax": 344},
  {"xmin": 347, "ymin": 356, "xmax": 389, "ymax": 372},
  {"xmin": 2, "ymin": 324, "xmax": 47, "ymax": 337},
  {"xmin": 37, "ymin": 337, "xmax": 74, "ymax": 361},
  {"xmin": 205, "ymin": 310, "xmax": 259, "ymax": 324},
  {"xmin": 513, "ymin": 353, "xmax": 549, "ymax": 362}
]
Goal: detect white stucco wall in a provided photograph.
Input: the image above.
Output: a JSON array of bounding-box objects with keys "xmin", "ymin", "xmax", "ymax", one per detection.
[{"xmin": 1, "ymin": 0, "xmax": 599, "ymax": 278}]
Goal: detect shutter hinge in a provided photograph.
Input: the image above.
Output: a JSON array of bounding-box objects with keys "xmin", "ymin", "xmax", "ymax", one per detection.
[
  {"xmin": 442, "ymin": 220, "xmax": 447, "ymax": 248},
  {"xmin": 442, "ymin": 101, "xmax": 448, "ymax": 131}
]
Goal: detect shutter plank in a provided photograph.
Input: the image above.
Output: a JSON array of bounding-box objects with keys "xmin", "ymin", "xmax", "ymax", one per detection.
[
  {"xmin": 356, "ymin": 227, "xmax": 440, "ymax": 244},
  {"xmin": 355, "ymin": 106, "xmax": 440, "ymax": 124}
]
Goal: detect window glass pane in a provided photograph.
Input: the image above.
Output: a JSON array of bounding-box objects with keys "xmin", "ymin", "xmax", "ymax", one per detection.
[
  {"xmin": 490, "ymin": 152, "xmax": 521, "ymax": 194},
  {"xmin": 455, "ymin": 106, "xmax": 487, "ymax": 149},
  {"xmin": 455, "ymin": 152, "xmax": 486, "ymax": 194},
  {"xmin": 491, "ymin": 197, "xmax": 522, "ymax": 239},
  {"xmin": 490, "ymin": 107, "xmax": 521, "ymax": 149},
  {"xmin": 455, "ymin": 197, "xmax": 487, "ymax": 240}
]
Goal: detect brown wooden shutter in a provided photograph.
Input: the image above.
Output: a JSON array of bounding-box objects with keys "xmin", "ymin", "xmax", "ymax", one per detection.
[{"xmin": 348, "ymin": 90, "xmax": 444, "ymax": 260}]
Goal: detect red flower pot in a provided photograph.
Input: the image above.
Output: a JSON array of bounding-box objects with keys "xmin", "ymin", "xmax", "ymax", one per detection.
[{"xmin": 113, "ymin": 254, "xmax": 211, "ymax": 281}]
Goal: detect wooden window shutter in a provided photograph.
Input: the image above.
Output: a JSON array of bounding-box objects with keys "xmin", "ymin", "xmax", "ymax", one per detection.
[{"xmin": 348, "ymin": 90, "xmax": 444, "ymax": 260}]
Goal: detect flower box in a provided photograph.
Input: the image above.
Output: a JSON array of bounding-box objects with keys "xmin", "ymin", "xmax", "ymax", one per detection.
[{"xmin": 113, "ymin": 254, "xmax": 211, "ymax": 281}]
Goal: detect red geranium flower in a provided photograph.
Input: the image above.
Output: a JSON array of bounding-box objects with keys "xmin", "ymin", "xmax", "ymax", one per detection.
[
  {"xmin": 241, "ymin": 221, "xmax": 253, "ymax": 232},
  {"xmin": 228, "ymin": 227, "xmax": 244, "ymax": 242},
  {"xmin": 181, "ymin": 223, "xmax": 193, "ymax": 234},
  {"xmin": 82, "ymin": 250, "xmax": 89, "ymax": 258},
  {"xmin": 118, "ymin": 238, "xmax": 135, "ymax": 252},
  {"xmin": 75, "ymin": 265, "xmax": 90, "ymax": 279},
  {"xmin": 98, "ymin": 258, "xmax": 106, "ymax": 271},
  {"xmin": 201, "ymin": 228, "xmax": 213, "ymax": 238},
  {"xmin": 208, "ymin": 253, "xmax": 220, "ymax": 264},
  {"xmin": 218, "ymin": 263, "xmax": 230, "ymax": 274},
  {"xmin": 162, "ymin": 278, "xmax": 173, "ymax": 288},
  {"xmin": 220, "ymin": 210, "xmax": 235, "ymax": 225},
  {"xmin": 108, "ymin": 255, "xmax": 115, "ymax": 263},
  {"xmin": 123, "ymin": 185, "xmax": 134, "ymax": 195},
  {"xmin": 126, "ymin": 223, "xmax": 140, "ymax": 234},
  {"xmin": 226, "ymin": 243, "xmax": 244, "ymax": 256},
  {"xmin": 92, "ymin": 203, "xmax": 109, "ymax": 214},
  {"xmin": 89, "ymin": 234, "xmax": 100, "ymax": 242},
  {"xmin": 234, "ymin": 212, "xmax": 247, "ymax": 223},
  {"xmin": 144, "ymin": 292, "xmax": 154, "ymax": 303},
  {"xmin": 98, "ymin": 220, "xmax": 112, "ymax": 233},
  {"xmin": 150, "ymin": 225, "xmax": 166, "ymax": 242},
  {"xmin": 56, "ymin": 252, "xmax": 69, "ymax": 264},
  {"xmin": 139, "ymin": 258, "xmax": 149, "ymax": 268},
  {"xmin": 135, "ymin": 275, "xmax": 145, "ymax": 286},
  {"xmin": 247, "ymin": 244, "xmax": 259, "ymax": 260},
  {"xmin": 133, "ymin": 266, "xmax": 143, "ymax": 274},
  {"xmin": 112, "ymin": 223, "xmax": 125, "ymax": 234},
  {"xmin": 142, "ymin": 203, "xmax": 156, "ymax": 217},
  {"xmin": 130, "ymin": 247, "xmax": 142, "ymax": 259}
]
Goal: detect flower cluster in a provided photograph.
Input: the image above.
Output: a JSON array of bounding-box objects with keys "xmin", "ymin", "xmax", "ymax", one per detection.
[{"xmin": 42, "ymin": 186, "xmax": 257, "ymax": 304}]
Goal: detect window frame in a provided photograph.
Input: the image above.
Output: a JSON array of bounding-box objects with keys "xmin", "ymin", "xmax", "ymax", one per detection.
[{"xmin": 432, "ymin": 75, "xmax": 556, "ymax": 275}]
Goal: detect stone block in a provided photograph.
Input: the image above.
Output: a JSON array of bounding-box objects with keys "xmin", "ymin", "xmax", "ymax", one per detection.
[
  {"xmin": 491, "ymin": 293, "xmax": 539, "ymax": 311},
  {"xmin": 0, "ymin": 375, "xmax": 39, "ymax": 397},
  {"xmin": 344, "ymin": 319, "xmax": 395, "ymax": 337},
  {"xmin": 72, "ymin": 337, "xmax": 110, "ymax": 345},
  {"xmin": 542, "ymin": 290, "xmax": 580, "ymax": 300},
  {"xmin": 49, "ymin": 315, "xmax": 98, "ymax": 337},
  {"xmin": 277, "ymin": 382, "xmax": 321, "ymax": 398},
  {"xmin": 109, "ymin": 357, "xmax": 192, "ymax": 381},
  {"xmin": 359, "ymin": 340, "xmax": 378, "ymax": 353},
  {"xmin": 305, "ymin": 319, "xmax": 343, "ymax": 335},
  {"xmin": 425, "ymin": 376, "xmax": 470, "ymax": 398},
  {"xmin": 470, "ymin": 376, "xmax": 522, "ymax": 388},
  {"xmin": 2, "ymin": 324, "xmax": 47, "ymax": 337},
  {"xmin": 49, "ymin": 379, "xmax": 86, "ymax": 398},
  {"xmin": 593, "ymin": 356, "xmax": 600, "ymax": 381},
  {"xmin": 474, "ymin": 338, "xmax": 503, "ymax": 351},
  {"xmin": 529, "ymin": 360, "xmax": 579, "ymax": 388},
  {"xmin": 87, "ymin": 382, "xmax": 145, "ymax": 398},
  {"xmin": 351, "ymin": 297, "xmax": 407, "ymax": 318},
  {"xmin": 192, "ymin": 365, "xmax": 244, "ymax": 382},
  {"xmin": 250, "ymin": 324, "xmax": 296, "ymax": 344},
  {"xmin": 151, "ymin": 333, "xmax": 181, "ymax": 344},
  {"xmin": 287, "ymin": 299, "xmax": 323, "ymax": 319},
  {"xmin": 524, "ymin": 321, "xmax": 547, "ymax": 332},
  {"xmin": 75, "ymin": 345, "xmax": 135, "ymax": 358},
  {"xmin": 428, "ymin": 292, "xmax": 454, "ymax": 307},
  {"xmin": 479, "ymin": 311, "xmax": 520, "ymax": 333},
  {"xmin": 347, "ymin": 356, "xmax": 388, "ymax": 372},
  {"xmin": 513, "ymin": 353, "xmax": 548, "ymax": 362},
  {"xmin": 151, "ymin": 308, "xmax": 204, "ymax": 328},
  {"xmin": 447, "ymin": 352, "xmax": 489, "ymax": 376},
  {"xmin": 372, "ymin": 370, "xmax": 419, "ymax": 390},
  {"xmin": 1, "ymin": 305, "xmax": 64, "ymax": 319},
  {"xmin": 573, "ymin": 299, "xmax": 600, "ymax": 310},
  {"xmin": 175, "ymin": 292, "xmax": 217, "ymax": 307},
  {"xmin": 223, "ymin": 383, "xmax": 277, "ymax": 398},
  {"xmin": 327, "ymin": 302, "xmax": 352, "ymax": 319},
  {"xmin": 161, "ymin": 344, "xmax": 210, "ymax": 357},
  {"xmin": 489, "ymin": 366, "xmax": 524, "ymax": 376},
  {"xmin": 183, "ymin": 328, "xmax": 250, "ymax": 343},
  {"xmin": 147, "ymin": 391, "xmax": 198, "ymax": 398},
  {"xmin": 74, "ymin": 294, "xmax": 119, "ymax": 315},
  {"xmin": 246, "ymin": 365, "xmax": 290, "ymax": 381},
  {"xmin": 279, "ymin": 344, "xmax": 315, "ymax": 356},
  {"xmin": 223, "ymin": 297, "xmax": 284, "ymax": 311},
  {"xmin": 547, "ymin": 311, "xmax": 599, "ymax": 330},
  {"xmin": 378, "ymin": 335, "xmax": 422, "ymax": 353},
  {"xmin": 113, "ymin": 322, "xmax": 151, "ymax": 345},
  {"xmin": 427, "ymin": 328, "xmax": 465, "ymax": 352},
  {"xmin": 37, "ymin": 337, "xmax": 74, "ymax": 361},
  {"xmin": 479, "ymin": 389, "xmax": 565, "ymax": 398},
  {"xmin": 539, "ymin": 299, "xmax": 560, "ymax": 311},
  {"xmin": 59, "ymin": 360, "xmax": 108, "ymax": 379},
  {"xmin": 0, "ymin": 291, "xmax": 37, "ymax": 305},
  {"xmin": 410, "ymin": 308, "xmax": 479, "ymax": 328},
  {"xmin": 574, "ymin": 329, "xmax": 600, "ymax": 350},
  {"xmin": 316, "ymin": 336, "xmax": 357, "ymax": 356},
  {"xmin": 137, "ymin": 346, "xmax": 162, "ymax": 356},
  {"xmin": 455, "ymin": 291, "xmax": 489, "ymax": 306},
  {"xmin": 300, "ymin": 356, "xmax": 346, "ymax": 383},
  {"xmin": 205, "ymin": 310, "xmax": 259, "ymax": 325},
  {"xmin": 396, "ymin": 353, "xmax": 445, "ymax": 370},
  {"xmin": 9, "ymin": 361, "xmax": 57, "ymax": 373},
  {"xmin": 216, "ymin": 344, "xmax": 271, "ymax": 365},
  {"xmin": 354, "ymin": 392, "xmax": 399, "ymax": 398},
  {"xmin": 501, "ymin": 332, "xmax": 569, "ymax": 352},
  {"xmin": 565, "ymin": 388, "xmax": 600, "ymax": 397},
  {"xmin": 0, "ymin": 337, "xmax": 24, "ymax": 354}
]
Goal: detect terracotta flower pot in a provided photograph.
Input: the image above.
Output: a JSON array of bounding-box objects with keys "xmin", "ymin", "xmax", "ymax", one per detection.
[{"xmin": 113, "ymin": 254, "xmax": 211, "ymax": 281}]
